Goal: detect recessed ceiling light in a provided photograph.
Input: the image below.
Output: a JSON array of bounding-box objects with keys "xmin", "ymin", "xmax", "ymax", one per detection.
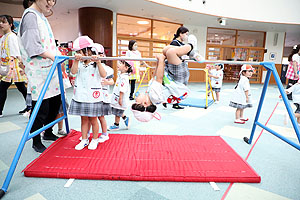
[{"xmin": 137, "ymin": 21, "xmax": 149, "ymax": 25}]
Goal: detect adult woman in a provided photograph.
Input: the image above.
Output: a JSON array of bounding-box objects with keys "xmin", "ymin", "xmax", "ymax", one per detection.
[
  {"xmin": 126, "ymin": 40, "xmax": 149, "ymax": 100},
  {"xmin": 285, "ymin": 44, "xmax": 300, "ymax": 100},
  {"xmin": 0, "ymin": 15, "xmax": 29, "ymax": 117},
  {"xmin": 18, "ymin": 0, "xmax": 61, "ymax": 153}
]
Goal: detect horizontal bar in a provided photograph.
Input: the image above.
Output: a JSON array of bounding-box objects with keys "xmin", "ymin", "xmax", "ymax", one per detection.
[
  {"xmin": 27, "ymin": 116, "xmax": 67, "ymax": 140},
  {"xmin": 66, "ymin": 56, "xmax": 262, "ymax": 65},
  {"xmin": 256, "ymin": 121, "xmax": 300, "ymax": 151}
]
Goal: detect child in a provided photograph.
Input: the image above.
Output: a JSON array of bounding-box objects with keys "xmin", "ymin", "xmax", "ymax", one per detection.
[
  {"xmin": 69, "ymin": 36, "xmax": 107, "ymax": 150},
  {"xmin": 93, "ymin": 43, "xmax": 114, "ymax": 142},
  {"xmin": 281, "ymin": 80, "xmax": 300, "ymax": 125},
  {"xmin": 132, "ymin": 52, "xmax": 191, "ymax": 122},
  {"xmin": 108, "ymin": 60, "xmax": 132, "ymax": 131},
  {"xmin": 229, "ymin": 64, "xmax": 254, "ymax": 124},
  {"xmin": 209, "ymin": 63, "xmax": 224, "ymax": 103}
]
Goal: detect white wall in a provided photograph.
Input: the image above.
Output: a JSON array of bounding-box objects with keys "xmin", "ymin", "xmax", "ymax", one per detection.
[
  {"xmin": 263, "ymin": 32, "xmax": 285, "ymax": 64},
  {"xmin": 149, "ymin": 0, "xmax": 300, "ymax": 24},
  {"xmin": 48, "ymin": 10, "xmax": 79, "ymax": 43},
  {"xmin": 184, "ymin": 25, "xmax": 207, "ymax": 58}
]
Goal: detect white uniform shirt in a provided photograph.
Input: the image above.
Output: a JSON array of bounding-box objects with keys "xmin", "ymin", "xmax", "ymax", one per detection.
[
  {"xmin": 102, "ymin": 64, "xmax": 114, "ymax": 103},
  {"xmin": 72, "ymin": 62, "xmax": 103, "ymax": 103},
  {"xmin": 211, "ymin": 69, "xmax": 223, "ymax": 88},
  {"xmin": 287, "ymin": 83, "xmax": 300, "ymax": 104},
  {"xmin": 230, "ymin": 75, "xmax": 251, "ymax": 105},
  {"xmin": 110, "ymin": 72, "xmax": 129, "ymax": 110},
  {"xmin": 148, "ymin": 72, "xmax": 190, "ymax": 105}
]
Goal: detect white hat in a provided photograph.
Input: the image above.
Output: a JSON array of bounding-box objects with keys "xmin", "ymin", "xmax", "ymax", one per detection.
[
  {"xmin": 131, "ymin": 109, "xmax": 161, "ymax": 122},
  {"xmin": 240, "ymin": 64, "xmax": 255, "ymax": 75},
  {"xmin": 92, "ymin": 43, "xmax": 104, "ymax": 54}
]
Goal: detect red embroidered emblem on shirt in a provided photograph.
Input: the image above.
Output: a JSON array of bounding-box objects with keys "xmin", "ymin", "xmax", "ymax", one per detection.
[
  {"xmin": 121, "ymin": 82, "xmax": 124, "ymax": 87},
  {"xmin": 93, "ymin": 91, "xmax": 100, "ymax": 99}
]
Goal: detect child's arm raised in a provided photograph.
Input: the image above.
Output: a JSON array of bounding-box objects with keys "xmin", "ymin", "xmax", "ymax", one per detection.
[
  {"xmin": 70, "ymin": 53, "xmax": 82, "ymax": 75},
  {"xmin": 92, "ymin": 55, "xmax": 107, "ymax": 78}
]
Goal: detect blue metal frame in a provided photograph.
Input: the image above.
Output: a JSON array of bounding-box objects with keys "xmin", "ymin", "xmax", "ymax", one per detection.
[
  {"xmin": 0, "ymin": 56, "xmax": 70, "ymax": 198},
  {"xmin": 245, "ymin": 62, "xmax": 300, "ymax": 150}
]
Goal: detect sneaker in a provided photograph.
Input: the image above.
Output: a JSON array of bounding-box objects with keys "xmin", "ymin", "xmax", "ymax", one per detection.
[
  {"xmin": 234, "ymin": 119, "xmax": 245, "ymax": 124},
  {"xmin": 23, "ymin": 111, "xmax": 30, "ymax": 119},
  {"xmin": 98, "ymin": 135, "xmax": 109, "ymax": 143},
  {"xmin": 124, "ymin": 117, "xmax": 130, "ymax": 129},
  {"xmin": 57, "ymin": 129, "xmax": 67, "ymax": 136},
  {"xmin": 215, "ymin": 100, "xmax": 219, "ymax": 104},
  {"xmin": 162, "ymin": 103, "xmax": 167, "ymax": 108},
  {"xmin": 88, "ymin": 139, "xmax": 98, "ymax": 150},
  {"xmin": 108, "ymin": 124, "xmax": 119, "ymax": 131},
  {"xmin": 172, "ymin": 103, "xmax": 184, "ymax": 109},
  {"xmin": 240, "ymin": 118, "xmax": 249, "ymax": 121},
  {"xmin": 129, "ymin": 96, "xmax": 134, "ymax": 100},
  {"xmin": 79, "ymin": 133, "xmax": 90, "ymax": 140},
  {"xmin": 43, "ymin": 133, "xmax": 59, "ymax": 141},
  {"xmin": 32, "ymin": 143, "xmax": 47, "ymax": 153},
  {"xmin": 75, "ymin": 139, "xmax": 89, "ymax": 150},
  {"xmin": 19, "ymin": 107, "xmax": 31, "ymax": 114}
]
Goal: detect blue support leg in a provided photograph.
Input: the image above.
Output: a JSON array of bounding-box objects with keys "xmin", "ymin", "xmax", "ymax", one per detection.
[
  {"xmin": 244, "ymin": 64, "xmax": 272, "ymax": 144},
  {"xmin": 0, "ymin": 56, "xmax": 69, "ymax": 198}
]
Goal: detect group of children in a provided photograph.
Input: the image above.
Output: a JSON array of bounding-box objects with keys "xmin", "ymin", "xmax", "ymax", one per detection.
[{"xmin": 68, "ymin": 36, "xmax": 132, "ymax": 150}]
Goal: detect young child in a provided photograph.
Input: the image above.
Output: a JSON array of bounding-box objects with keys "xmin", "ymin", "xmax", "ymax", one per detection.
[
  {"xmin": 108, "ymin": 60, "xmax": 132, "ymax": 131},
  {"xmin": 93, "ymin": 43, "xmax": 114, "ymax": 142},
  {"xmin": 229, "ymin": 64, "xmax": 254, "ymax": 124},
  {"xmin": 69, "ymin": 36, "xmax": 107, "ymax": 150},
  {"xmin": 132, "ymin": 51, "xmax": 191, "ymax": 122},
  {"xmin": 208, "ymin": 63, "xmax": 224, "ymax": 103},
  {"xmin": 281, "ymin": 80, "xmax": 300, "ymax": 125}
]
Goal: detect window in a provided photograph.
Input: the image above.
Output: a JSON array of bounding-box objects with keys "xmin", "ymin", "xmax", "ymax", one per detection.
[
  {"xmin": 152, "ymin": 21, "xmax": 179, "ymax": 41},
  {"xmin": 207, "ymin": 28, "xmax": 236, "ymax": 45},
  {"xmin": 237, "ymin": 31, "xmax": 265, "ymax": 47},
  {"xmin": 117, "ymin": 15, "xmax": 151, "ymax": 39}
]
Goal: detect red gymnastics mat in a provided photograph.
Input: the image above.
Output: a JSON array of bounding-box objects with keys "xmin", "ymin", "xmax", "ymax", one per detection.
[{"xmin": 23, "ymin": 130, "xmax": 261, "ymax": 183}]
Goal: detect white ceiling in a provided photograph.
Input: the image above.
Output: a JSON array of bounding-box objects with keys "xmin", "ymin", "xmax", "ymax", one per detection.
[{"xmin": 2, "ymin": 0, "xmax": 300, "ymax": 46}]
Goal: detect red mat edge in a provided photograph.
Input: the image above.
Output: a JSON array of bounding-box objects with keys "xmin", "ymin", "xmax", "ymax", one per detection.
[{"xmin": 23, "ymin": 130, "xmax": 261, "ymax": 183}]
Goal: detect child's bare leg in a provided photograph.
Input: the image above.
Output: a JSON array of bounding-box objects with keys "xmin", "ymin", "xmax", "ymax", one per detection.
[
  {"xmin": 98, "ymin": 116, "xmax": 107, "ymax": 134},
  {"xmin": 154, "ymin": 54, "xmax": 166, "ymax": 84},
  {"xmin": 240, "ymin": 109, "xmax": 244, "ymax": 119},
  {"xmin": 163, "ymin": 45, "xmax": 176, "ymax": 56},
  {"xmin": 89, "ymin": 117, "xmax": 99, "ymax": 139},
  {"xmin": 216, "ymin": 92, "xmax": 220, "ymax": 101},
  {"xmin": 81, "ymin": 116, "xmax": 89, "ymax": 139},
  {"xmin": 165, "ymin": 45, "xmax": 192, "ymax": 65},
  {"xmin": 56, "ymin": 113, "xmax": 63, "ymax": 130},
  {"xmin": 115, "ymin": 115, "xmax": 121, "ymax": 124},
  {"xmin": 235, "ymin": 109, "xmax": 241, "ymax": 120}
]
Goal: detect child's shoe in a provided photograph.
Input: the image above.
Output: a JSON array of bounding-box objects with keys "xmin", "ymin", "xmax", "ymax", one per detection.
[
  {"xmin": 75, "ymin": 139, "xmax": 89, "ymax": 150},
  {"xmin": 57, "ymin": 129, "xmax": 67, "ymax": 136},
  {"xmin": 88, "ymin": 139, "xmax": 98, "ymax": 150},
  {"xmin": 240, "ymin": 118, "xmax": 249, "ymax": 121},
  {"xmin": 124, "ymin": 117, "xmax": 130, "ymax": 129},
  {"xmin": 234, "ymin": 119, "xmax": 245, "ymax": 124},
  {"xmin": 98, "ymin": 135, "xmax": 109, "ymax": 143},
  {"xmin": 108, "ymin": 124, "xmax": 119, "ymax": 131}
]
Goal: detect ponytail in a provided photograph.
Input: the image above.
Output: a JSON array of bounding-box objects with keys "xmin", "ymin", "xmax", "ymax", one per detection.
[{"xmin": 172, "ymin": 26, "xmax": 189, "ymax": 40}]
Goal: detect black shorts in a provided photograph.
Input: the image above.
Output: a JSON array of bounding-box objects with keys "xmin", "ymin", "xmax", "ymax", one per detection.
[{"xmin": 294, "ymin": 103, "xmax": 300, "ymax": 114}]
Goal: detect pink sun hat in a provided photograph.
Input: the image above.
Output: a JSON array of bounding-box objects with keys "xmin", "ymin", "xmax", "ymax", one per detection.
[
  {"xmin": 72, "ymin": 36, "xmax": 94, "ymax": 51},
  {"xmin": 92, "ymin": 43, "xmax": 105, "ymax": 54},
  {"xmin": 131, "ymin": 109, "xmax": 161, "ymax": 122}
]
